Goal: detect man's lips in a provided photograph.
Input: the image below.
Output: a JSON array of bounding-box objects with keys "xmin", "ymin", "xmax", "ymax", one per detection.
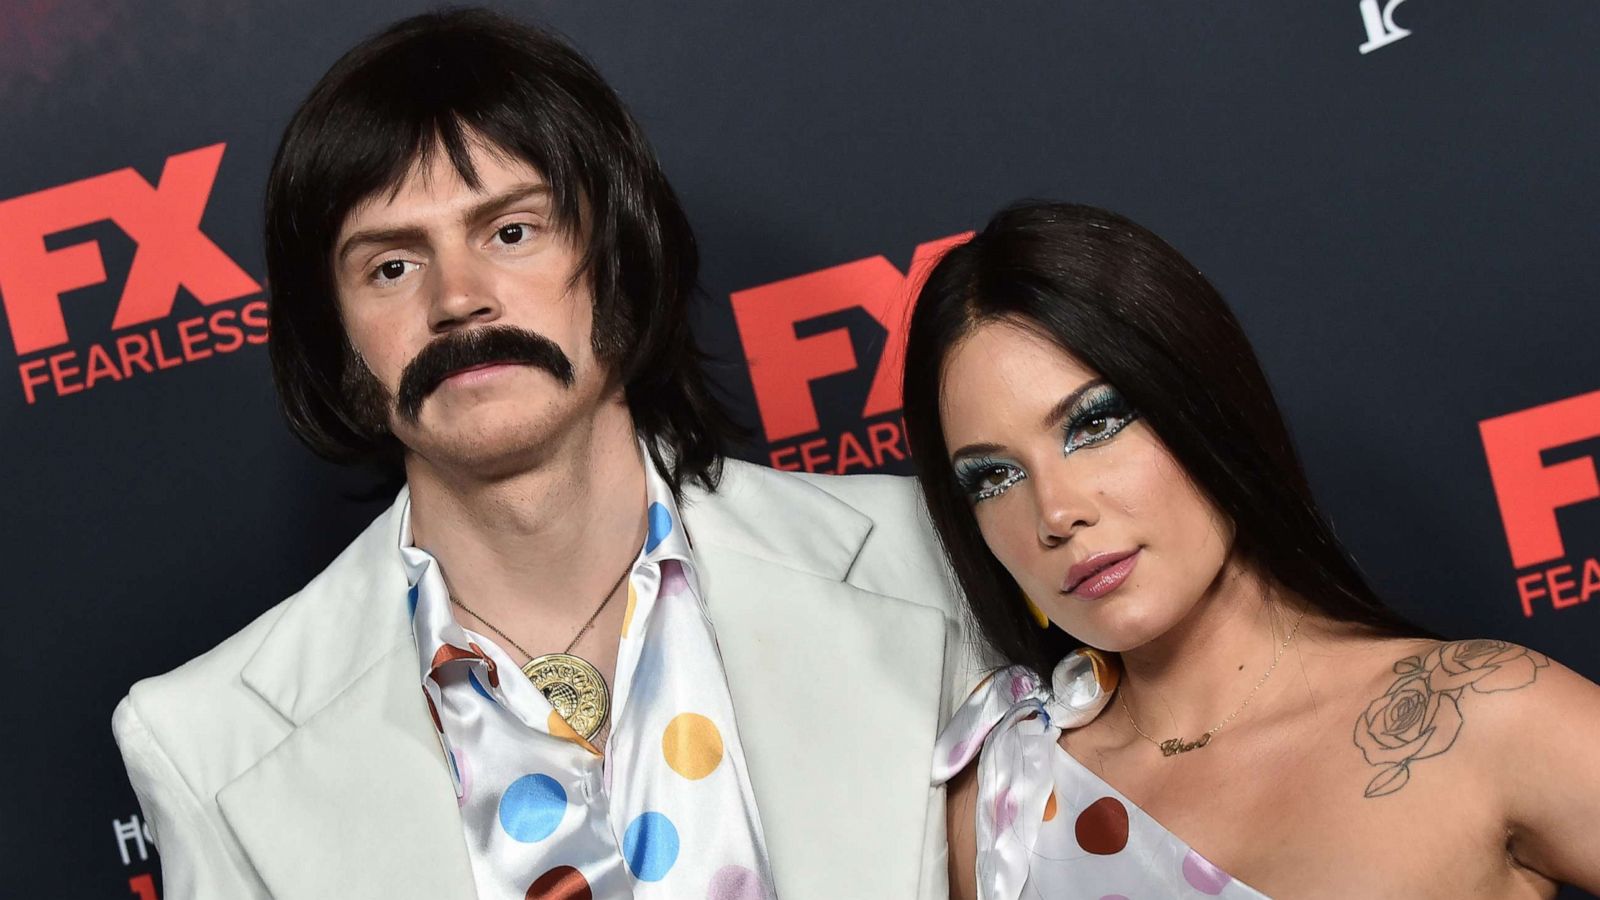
[
  {"xmin": 437, "ymin": 361, "xmax": 522, "ymax": 386},
  {"xmin": 1063, "ymin": 549, "xmax": 1141, "ymax": 598}
]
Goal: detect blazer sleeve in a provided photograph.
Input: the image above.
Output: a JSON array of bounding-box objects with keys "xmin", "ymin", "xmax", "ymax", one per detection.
[{"xmin": 112, "ymin": 696, "xmax": 269, "ymax": 900}]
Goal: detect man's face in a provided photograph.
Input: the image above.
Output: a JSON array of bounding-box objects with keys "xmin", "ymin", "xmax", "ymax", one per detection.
[{"xmin": 331, "ymin": 140, "xmax": 614, "ymax": 473}]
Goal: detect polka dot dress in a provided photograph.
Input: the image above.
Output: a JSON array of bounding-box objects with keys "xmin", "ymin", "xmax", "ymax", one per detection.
[
  {"xmin": 403, "ymin": 451, "xmax": 775, "ymax": 899},
  {"xmin": 934, "ymin": 652, "xmax": 1269, "ymax": 900}
]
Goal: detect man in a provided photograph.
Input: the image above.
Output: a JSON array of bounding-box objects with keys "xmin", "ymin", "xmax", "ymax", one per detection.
[{"xmin": 112, "ymin": 9, "xmax": 973, "ymax": 900}]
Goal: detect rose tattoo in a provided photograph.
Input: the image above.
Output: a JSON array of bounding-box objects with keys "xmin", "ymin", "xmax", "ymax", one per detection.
[{"xmin": 1353, "ymin": 640, "xmax": 1548, "ymax": 798}]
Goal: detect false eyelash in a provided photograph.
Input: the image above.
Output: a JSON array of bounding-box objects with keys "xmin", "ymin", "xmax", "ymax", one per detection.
[
  {"xmin": 1063, "ymin": 385, "xmax": 1139, "ymax": 453},
  {"xmin": 954, "ymin": 457, "xmax": 1027, "ymax": 502}
]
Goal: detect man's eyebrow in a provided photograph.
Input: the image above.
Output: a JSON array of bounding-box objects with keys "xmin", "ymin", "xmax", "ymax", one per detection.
[
  {"xmin": 460, "ymin": 183, "xmax": 551, "ymax": 227},
  {"xmin": 335, "ymin": 183, "xmax": 554, "ymax": 266},
  {"xmin": 336, "ymin": 225, "xmax": 429, "ymax": 267}
]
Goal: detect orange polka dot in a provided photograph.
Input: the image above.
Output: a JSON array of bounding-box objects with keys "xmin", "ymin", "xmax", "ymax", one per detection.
[
  {"xmin": 1043, "ymin": 791, "xmax": 1059, "ymax": 822},
  {"xmin": 620, "ymin": 582, "xmax": 638, "ymax": 637},
  {"xmin": 662, "ymin": 712, "xmax": 723, "ymax": 779},
  {"xmin": 1074, "ymin": 796, "xmax": 1130, "ymax": 855},
  {"xmin": 430, "ymin": 643, "xmax": 482, "ymax": 671},
  {"xmin": 547, "ymin": 709, "xmax": 601, "ymax": 756},
  {"xmin": 526, "ymin": 865, "xmax": 591, "ymax": 900},
  {"xmin": 1079, "ymin": 647, "xmax": 1120, "ymax": 693}
]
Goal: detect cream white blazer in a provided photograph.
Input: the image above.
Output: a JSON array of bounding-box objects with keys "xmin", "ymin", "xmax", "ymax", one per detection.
[{"xmin": 113, "ymin": 460, "xmax": 979, "ymax": 899}]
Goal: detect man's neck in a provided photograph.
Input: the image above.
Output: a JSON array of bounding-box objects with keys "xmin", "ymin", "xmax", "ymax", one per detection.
[{"xmin": 404, "ymin": 401, "xmax": 649, "ymax": 648}]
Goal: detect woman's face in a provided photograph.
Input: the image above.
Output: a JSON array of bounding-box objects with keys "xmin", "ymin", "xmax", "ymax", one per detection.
[{"xmin": 938, "ymin": 320, "xmax": 1234, "ymax": 652}]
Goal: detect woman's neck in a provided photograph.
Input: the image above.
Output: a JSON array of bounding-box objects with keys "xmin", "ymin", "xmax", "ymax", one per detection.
[{"xmin": 1115, "ymin": 564, "xmax": 1312, "ymax": 745}]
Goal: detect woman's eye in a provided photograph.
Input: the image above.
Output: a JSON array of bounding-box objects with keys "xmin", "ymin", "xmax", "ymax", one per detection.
[
  {"xmin": 962, "ymin": 463, "xmax": 1026, "ymax": 503},
  {"xmin": 1064, "ymin": 394, "xmax": 1138, "ymax": 453}
]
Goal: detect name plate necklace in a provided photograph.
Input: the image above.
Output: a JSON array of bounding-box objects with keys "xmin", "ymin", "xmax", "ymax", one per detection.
[
  {"xmin": 1120, "ymin": 607, "xmax": 1307, "ymax": 756},
  {"xmin": 450, "ymin": 559, "xmax": 633, "ymax": 742}
]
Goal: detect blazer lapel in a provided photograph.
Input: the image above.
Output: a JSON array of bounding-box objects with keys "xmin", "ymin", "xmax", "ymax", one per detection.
[
  {"xmin": 220, "ymin": 490, "xmax": 477, "ymax": 899},
  {"xmin": 217, "ymin": 642, "xmax": 477, "ymax": 899},
  {"xmin": 684, "ymin": 465, "xmax": 949, "ymax": 899}
]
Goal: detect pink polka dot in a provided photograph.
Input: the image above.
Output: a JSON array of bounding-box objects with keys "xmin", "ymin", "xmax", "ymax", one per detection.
[
  {"xmin": 452, "ymin": 747, "xmax": 472, "ymax": 807},
  {"xmin": 947, "ymin": 737, "xmax": 976, "ymax": 768},
  {"xmin": 993, "ymin": 788, "xmax": 1019, "ymax": 833},
  {"xmin": 1182, "ymin": 849, "xmax": 1233, "ymax": 894},
  {"xmin": 660, "ymin": 560, "xmax": 690, "ymax": 599},
  {"xmin": 706, "ymin": 865, "xmax": 768, "ymax": 900},
  {"xmin": 1009, "ymin": 672, "xmax": 1037, "ymax": 701}
]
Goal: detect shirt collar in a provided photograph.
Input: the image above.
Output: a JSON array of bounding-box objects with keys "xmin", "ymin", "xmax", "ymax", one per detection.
[{"xmin": 399, "ymin": 441, "xmax": 700, "ymax": 681}]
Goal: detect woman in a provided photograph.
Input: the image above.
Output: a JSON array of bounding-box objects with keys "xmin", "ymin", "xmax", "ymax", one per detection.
[{"xmin": 902, "ymin": 202, "xmax": 1600, "ymax": 899}]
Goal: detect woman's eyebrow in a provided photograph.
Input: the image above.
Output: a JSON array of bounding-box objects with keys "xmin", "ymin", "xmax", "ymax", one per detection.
[
  {"xmin": 1041, "ymin": 379, "xmax": 1105, "ymax": 429},
  {"xmin": 949, "ymin": 441, "xmax": 1005, "ymax": 463}
]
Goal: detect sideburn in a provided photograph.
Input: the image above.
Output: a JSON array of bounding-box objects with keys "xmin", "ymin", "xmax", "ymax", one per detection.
[{"xmin": 338, "ymin": 344, "xmax": 397, "ymax": 439}]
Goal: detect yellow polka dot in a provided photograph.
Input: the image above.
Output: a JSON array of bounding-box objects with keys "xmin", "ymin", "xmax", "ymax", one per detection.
[
  {"xmin": 548, "ymin": 709, "xmax": 601, "ymax": 756},
  {"xmin": 620, "ymin": 582, "xmax": 638, "ymax": 637},
  {"xmin": 1043, "ymin": 791, "xmax": 1059, "ymax": 822},
  {"xmin": 661, "ymin": 713, "xmax": 723, "ymax": 779},
  {"xmin": 1079, "ymin": 647, "xmax": 1120, "ymax": 693}
]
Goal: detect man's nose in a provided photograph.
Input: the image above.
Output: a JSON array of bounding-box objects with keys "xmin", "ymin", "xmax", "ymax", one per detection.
[{"xmin": 427, "ymin": 252, "xmax": 502, "ymax": 333}]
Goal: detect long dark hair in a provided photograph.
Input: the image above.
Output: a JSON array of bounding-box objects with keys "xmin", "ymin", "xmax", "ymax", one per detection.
[
  {"xmin": 903, "ymin": 202, "xmax": 1428, "ymax": 678},
  {"xmin": 265, "ymin": 8, "xmax": 738, "ymax": 495}
]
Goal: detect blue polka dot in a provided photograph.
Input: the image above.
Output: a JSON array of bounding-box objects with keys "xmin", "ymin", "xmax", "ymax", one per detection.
[
  {"xmin": 468, "ymin": 670, "xmax": 494, "ymax": 703},
  {"xmin": 498, "ymin": 774, "xmax": 567, "ymax": 842},
  {"xmin": 645, "ymin": 502, "xmax": 673, "ymax": 553},
  {"xmin": 623, "ymin": 811, "xmax": 679, "ymax": 882},
  {"xmin": 407, "ymin": 584, "xmax": 419, "ymax": 617}
]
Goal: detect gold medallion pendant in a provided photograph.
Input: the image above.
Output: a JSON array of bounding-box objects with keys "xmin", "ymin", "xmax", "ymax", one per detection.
[{"xmin": 522, "ymin": 652, "xmax": 609, "ymax": 740}]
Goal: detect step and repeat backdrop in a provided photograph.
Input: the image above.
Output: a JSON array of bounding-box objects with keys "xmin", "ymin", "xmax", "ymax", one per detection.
[{"xmin": 2, "ymin": 1, "xmax": 1597, "ymax": 897}]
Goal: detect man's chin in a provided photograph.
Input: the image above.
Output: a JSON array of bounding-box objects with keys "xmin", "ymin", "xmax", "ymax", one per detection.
[{"xmin": 394, "ymin": 414, "xmax": 563, "ymax": 474}]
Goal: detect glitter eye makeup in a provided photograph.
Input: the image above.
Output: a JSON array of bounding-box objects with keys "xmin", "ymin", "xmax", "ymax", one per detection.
[
  {"xmin": 1062, "ymin": 383, "xmax": 1139, "ymax": 454},
  {"xmin": 955, "ymin": 457, "xmax": 1028, "ymax": 503},
  {"xmin": 950, "ymin": 384, "xmax": 1137, "ymax": 504}
]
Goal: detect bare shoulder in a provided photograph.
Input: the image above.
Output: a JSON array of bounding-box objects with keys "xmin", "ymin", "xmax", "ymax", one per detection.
[
  {"xmin": 1345, "ymin": 637, "xmax": 1598, "ymax": 799},
  {"xmin": 945, "ymin": 760, "xmax": 979, "ymax": 900}
]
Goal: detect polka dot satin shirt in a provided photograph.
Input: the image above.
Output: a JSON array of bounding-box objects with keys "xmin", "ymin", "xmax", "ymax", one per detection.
[{"xmin": 403, "ymin": 458, "xmax": 775, "ymax": 899}]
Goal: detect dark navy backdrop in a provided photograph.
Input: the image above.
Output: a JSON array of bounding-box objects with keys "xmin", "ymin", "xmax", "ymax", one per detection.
[{"xmin": 2, "ymin": 2, "xmax": 1596, "ymax": 896}]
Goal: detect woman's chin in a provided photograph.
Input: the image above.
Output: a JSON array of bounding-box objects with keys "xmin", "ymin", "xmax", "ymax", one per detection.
[{"xmin": 1061, "ymin": 599, "xmax": 1180, "ymax": 654}]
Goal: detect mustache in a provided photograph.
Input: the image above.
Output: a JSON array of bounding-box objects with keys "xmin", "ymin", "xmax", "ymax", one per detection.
[{"xmin": 394, "ymin": 325, "xmax": 575, "ymax": 422}]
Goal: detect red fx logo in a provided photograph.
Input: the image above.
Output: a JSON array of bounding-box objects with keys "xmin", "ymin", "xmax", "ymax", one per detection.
[
  {"xmin": 729, "ymin": 233, "xmax": 970, "ymax": 443},
  {"xmin": 1479, "ymin": 389, "xmax": 1600, "ymax": 569},
  {"xmin": 0, "ymin": 143, "xmax": 260, "ymax": 356}
]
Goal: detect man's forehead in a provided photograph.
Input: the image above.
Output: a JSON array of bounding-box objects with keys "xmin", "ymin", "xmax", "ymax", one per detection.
[{"xmin": 340, "ymin": 138, "xmax": 549, "ymax": 230}]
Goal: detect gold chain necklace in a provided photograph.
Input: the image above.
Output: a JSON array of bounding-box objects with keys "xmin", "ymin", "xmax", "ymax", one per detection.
[
  {"xmin": 449, "ymin": 559, "xmax": 633, "ymax": 741},
  {"xmin": 1120, "ymin": 608, "xmax": 1307, "ymax": 756}
]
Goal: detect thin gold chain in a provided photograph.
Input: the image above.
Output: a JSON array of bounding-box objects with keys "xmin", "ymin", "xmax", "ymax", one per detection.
[
  {"xmin": 1121, "ymin": 607, "xmax": 1308, "ymax": 752},
  {"xmin": 449, "ymin": 558, "xmax": 634, "ymax": 663}
]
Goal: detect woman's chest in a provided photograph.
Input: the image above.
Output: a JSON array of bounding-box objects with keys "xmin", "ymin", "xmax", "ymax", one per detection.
[{"xmin": 1052, "ymin": 730, "xmax": 1527, "ymax": 898}]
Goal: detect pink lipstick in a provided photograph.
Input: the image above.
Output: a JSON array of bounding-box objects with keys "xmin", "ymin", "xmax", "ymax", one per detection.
[{"xmin": 1063, "ymin": 549, "xmax": 1140, "ymax": 600}]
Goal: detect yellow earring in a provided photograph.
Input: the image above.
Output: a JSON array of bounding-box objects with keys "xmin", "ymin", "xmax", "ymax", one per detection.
[{"xmin": 1022, "ymin": 592, "xmax": 1050, "ymax": 629}]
